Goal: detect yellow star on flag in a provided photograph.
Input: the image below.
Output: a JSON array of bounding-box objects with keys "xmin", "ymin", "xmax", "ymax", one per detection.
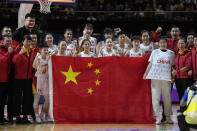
[
  {"xmin": 95, "ymin": 79, "xmax": 101, "ymax": 86},
  {"xmin": 88, "ymin": 88, "xmax": 93, "ymax": 94},
  {"xmin": 61, "ymin": 65, "xmax": 81, "ymax": 85},
  {"xmin": 95, "ymin": 69, "xmax": 100, "ymax": 75},
  {"xmin": 87, "ymin": 62, "xmax": 93, "ymax": 68}
]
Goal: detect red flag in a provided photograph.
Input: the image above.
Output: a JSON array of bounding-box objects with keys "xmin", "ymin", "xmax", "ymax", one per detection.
[{"xmin": 49, "ymin": 56, "xmax": 154, "ymax": 124}]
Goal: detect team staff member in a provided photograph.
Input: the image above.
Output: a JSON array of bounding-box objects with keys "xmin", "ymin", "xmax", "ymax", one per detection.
[
  {"xmin": 173, "ymin": 39, "xmax": 192, "ymax": 102},
  {"xmin": 190, "ymin": 36, "xmax": 197, "ymax": 81},
  {"xmin": 13, "ymin": 13, "xmax": 40, "ymax": 46},
  {"xmin": 153, "ymin": 26, "xmax": 181, "ymax": 54},
  {"xmin": 0, "ymin": 26, "xmax": 19, "ymax": 49},
  {"xmin": 0, "ymin": 35, "xmax": 13, "ymax": 125},
  {"xmin": 0, "ymin": 26, "xmax": 19, "ymax": 123},
  {"xmin": 186, "ymin": 32, "xmax": 194, "ymax": 51},
  {"xmin": 13, "ymin": 35, "xmax": 35, "ymax": 124}
]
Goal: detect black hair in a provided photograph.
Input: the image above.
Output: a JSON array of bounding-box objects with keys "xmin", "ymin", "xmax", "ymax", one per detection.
[
  {"xmin": 81, "ymin": 39, "xmax": 91, "ymax": 46},
  {"xmin": 104, "ymin": 38, "xmax": 112, "ymax": 42},
  {"xmin": 84, "ymin": 23, "xmax": 93, "ymax": 29},
  {"xmin": 64, "ymin": 28, "xmax": 73, "ymax": 34},
  {"xmin": 2, "ymin": 34, "xmax": 12, "ymax": 41},
  {"xmin": 39, "ymin": 44, "xmax": 49, "ymax": 49},
  {"xmin": 25, "ymin": 13, "xmax": 35, "ymax": 19},
  {"xmin": 104, "ymin": 27, "xmax": 113, "ymax": 34},
  {"xmin": 132, "ymin": 35, "xmax": 141, "ymax": 41},
  {"xmin": 159, "ymin": 36, "xmax": 167, "ymax": 42},
  {"xmin": 1, "ymin": 26, "xmax": 11, "ymax": 34},
  {"xmin": 44, "ymin": 32, "xmax": 53, "ymax": 40},
  {"xmin": 29, "ymin": 32, "xmax": 37, "ymax": 36},
  {"xmin": 141, "ymin": 30, "xmax": 149, "ymax": 35},
  {"xmin": 178, "ymin": 38, "xmax": 186, "ymax": 43},
  {"xmin": 23, "ymin": 35, "xmax": 32, "ymax": 41},
  {"xmin": 117, "ymin": 31, "xmax": 125, "ymax": 36},
  {"xmin": 187, "ymin": 32, "xmax": 195, "ymax": 36},
  {"xmin": 171, "ymin": 25, "xmax": 180, "ymax": 30}
]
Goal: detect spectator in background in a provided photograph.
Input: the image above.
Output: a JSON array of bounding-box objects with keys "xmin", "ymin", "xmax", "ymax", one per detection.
[{"xmin": 13, "ymin": 13, "xmax": 40, "ymax": 45}]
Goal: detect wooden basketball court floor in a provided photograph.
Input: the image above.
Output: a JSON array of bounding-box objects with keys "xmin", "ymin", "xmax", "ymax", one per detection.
[{"xmin": 1, "ymin": 105, "xmax": 195, "ymax": 131}]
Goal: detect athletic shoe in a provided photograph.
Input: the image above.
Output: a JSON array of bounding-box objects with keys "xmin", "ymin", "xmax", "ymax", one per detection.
[
  {"xmin": 155, "ymin": 117, "xmax": 160, "ymax": 125},
  {"xmin": 22, "ymin": 116, "xmax": 31, "ymax": 124},
  {"xmin": 40, "ymin": 113, "xmax": 47, "ymax": 123},
  {"xmin": 35, "ymin": 114, "xmax": 42, "ymax": 124},
  {"xmin": 161, "ymin": 116, "xmax": 166, "ymax": 123},
  {"xmin": 46, "ymin": 115, "xmax": 53, "ymax": 123},
  {"xmin": 0, "ymin": 118, "xmax": 8, "ymax": 125},
  {"xmin": 163, "ymin": 117, "xmax": 174, "ymax": 124},
  {"xmin": 7, "ymin": 118, "xmax": 14, "ymax": 124},
  {"xmin": 16, "ymin": 116, "xmax": 22, "ymax": 124}
]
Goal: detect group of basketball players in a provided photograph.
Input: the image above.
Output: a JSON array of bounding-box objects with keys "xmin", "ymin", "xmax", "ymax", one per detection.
[{"xmin": 0, "ymin": 13, "xmax": 197, "ymax": 125}]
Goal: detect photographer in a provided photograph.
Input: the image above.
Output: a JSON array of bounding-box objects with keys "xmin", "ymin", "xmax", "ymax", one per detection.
[{"xmin": 177, "ymin": 83, "xmax": 197, "ymax": 131}]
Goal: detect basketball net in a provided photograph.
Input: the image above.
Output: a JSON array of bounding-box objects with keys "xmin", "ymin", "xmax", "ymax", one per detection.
[{"xmin": 37, "ymin": 0, "xmax": 52, "ymax": 14}]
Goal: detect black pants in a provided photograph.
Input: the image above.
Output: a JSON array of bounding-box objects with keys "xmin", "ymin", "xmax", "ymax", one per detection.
[
  {"xmin": 175, "ymin": 78, "xmax": 193, "ymax": 102},
  {"xmin": 7, "ymin": 69, "xmax": 15, "ymax": 119},
  {"xmin": 0, "ymin": 82, "xmax": 8, "ymax": 120},
  {"xmin": 14, "ymin": 79, "xmax": 33, "ymax": 116}
]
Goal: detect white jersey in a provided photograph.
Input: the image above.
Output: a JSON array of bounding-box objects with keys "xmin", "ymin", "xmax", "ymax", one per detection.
[
  {"xmin": 146, "ymin": 49, "xmax": 175, "ymax": 81},
  {"xmin": 115, "ymin": 44, "xmax": 128, "ymax": 56},
  {"xmin": 79, "ymin": 51, "xmax": 94, "ymax": 57},
  {"xmin": 66, "ymin": 42, "xmax": 75, "ymax": 53},
  {"xmin": 99, "ymin": 47, "xmax": 116, "ymax": 57},
  {"xmin": 89, "ymin": 37, "xmax": 97, "ymax": 54},
  {"xmin": 48, "ymin": 45, "xmax": 58, "ymax": 55},
  {"xmin": 56, "ymin": 50, "xmax": 70, "ymax": 56},
  {"xmin": 35, "ymin": 56, "xmax": 49, "ymax": 95},
  {"xmin": 129, "ymin": 48, "xmax": 144, "ymax": 57},
  {"xmin": 140, "ymin": 42, "xmax": 154, "ymax": 55}
]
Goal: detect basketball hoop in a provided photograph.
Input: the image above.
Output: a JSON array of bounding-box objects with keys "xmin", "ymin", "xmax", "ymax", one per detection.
[{"xmin": 37, "ymin": 0, "xmax": 52, "ymax": 14}]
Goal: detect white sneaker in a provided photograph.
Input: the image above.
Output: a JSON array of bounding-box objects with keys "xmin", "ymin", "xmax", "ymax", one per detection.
[
  {"xmin": 35, "ymin": 114, "xmax": 42, "ymax": 124},
  {"xmin": 163, "ymin": 117, "xmax": 174, "ymax": 124},
  {"xmin": 155, "ymin": 117, "xmax": 160, "ymax": 125},
  {"xmin": 46, "ymin": 115, "xmax": 53, "ymax": 123},
  {"xmin": 40, "ymin": 113, "xmax": 47, "ymax": 123}
]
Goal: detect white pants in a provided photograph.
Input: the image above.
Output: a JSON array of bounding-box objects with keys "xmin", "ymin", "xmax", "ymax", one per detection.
[{"xmin": 151, "ymin": 79, "xmax": 172, "ymax": 118}]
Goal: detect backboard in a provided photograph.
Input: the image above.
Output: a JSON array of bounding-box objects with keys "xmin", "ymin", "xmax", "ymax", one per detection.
[{"xmin": 6, "ymin": 0, "xmax": 77, "ymax": 5}]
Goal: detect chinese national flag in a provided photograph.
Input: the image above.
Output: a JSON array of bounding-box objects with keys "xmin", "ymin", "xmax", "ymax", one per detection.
[{"xmin": 49, "ymin": 56, "xmax": 155, "ymax": 124}]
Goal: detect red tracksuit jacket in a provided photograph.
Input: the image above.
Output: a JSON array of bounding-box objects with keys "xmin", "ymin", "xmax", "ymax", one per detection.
[
  {"xmin": 152, "ymin": 32, "xmax": 179, "ymax": 53},
  {"xmin": 0, "ymin": 40, "xmax": 19, "ymax": 50},
  {"xmin": 191, "ymin": 48, "xmax": 197, "ymax": 80},
  {"xmin": 0, "ymin": 46, "xmax": 12, "ymax": 82},
  {"xmin": 12, "ymin": 45, "xmax": 35, "ymax": 79},
  {"xmin": 175, "ymin": 50, "xmax": 191, "ymax": 79}
]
